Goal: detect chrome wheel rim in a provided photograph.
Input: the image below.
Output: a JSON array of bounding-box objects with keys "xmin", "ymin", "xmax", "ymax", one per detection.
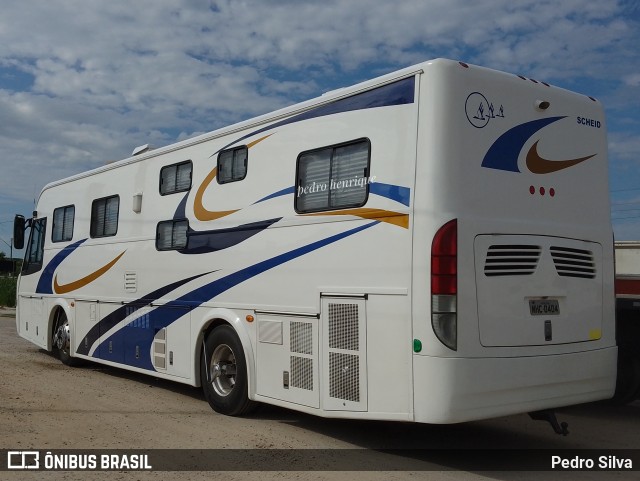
[
  {"xmin": 53, "ymin": 318, "xmax": 70, "ymax": 355},
  {"xmin": 210, "ymin": 344, "xmax": 237, "ymax": 397}
]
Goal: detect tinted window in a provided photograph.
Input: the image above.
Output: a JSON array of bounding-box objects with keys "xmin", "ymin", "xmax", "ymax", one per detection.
[
  {"xmin": 91, "ymin": 195, "xmax": 119, "ymax": 238},
  {"xmin": 217, "ymin": 146, "xmax": 248, "ymax": 184},
  {"xmin": 52, "ymin": 205, "xmax": 75, "ymax": 242},
  {"xmin": 156, "ymin": 219, "xmax": 188, "ymax": 250},
  {"xmin": 295, "ymin": 139, "xmax": 371, "ymax": 213},
  {"xmin": 160, "ymin": 161, "xmax": 192, "ymax": 195},
  {"xmin": 22, "ymin": 218, "xmax": 46, "ymax": 275}
]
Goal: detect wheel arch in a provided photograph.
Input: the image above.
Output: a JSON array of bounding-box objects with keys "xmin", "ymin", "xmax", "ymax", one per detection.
[
  {"xmin": 192, "ymin": 308, "xmax": 256, "ymax": 395},
  {"xmin": 47, "ymin": 299, "xmax": 74, "ymax": 352}
]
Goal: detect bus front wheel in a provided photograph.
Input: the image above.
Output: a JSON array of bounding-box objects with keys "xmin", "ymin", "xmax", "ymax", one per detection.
[
  {"xmin": 52, "ymin": 309, "xmax": 81, "ymax": 367},
  {"xmin": 201, "ymin": 325, "xmax": 256, "ymax": 416}
]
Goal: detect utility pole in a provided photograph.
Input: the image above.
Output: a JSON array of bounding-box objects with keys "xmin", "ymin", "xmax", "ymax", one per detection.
[{"xmin": 0, "ymin": 237, "xmax": 14, "ymax": 277}]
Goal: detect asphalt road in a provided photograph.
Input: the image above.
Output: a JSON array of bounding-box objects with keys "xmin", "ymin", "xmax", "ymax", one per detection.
[{"xmin": 1, "ymin": 310, "xmax": 638, "ymax": 480}]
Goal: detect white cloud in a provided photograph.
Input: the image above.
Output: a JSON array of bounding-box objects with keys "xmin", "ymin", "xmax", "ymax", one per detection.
[
  {"xmin": 609, "ymin": 133, "xmax": 640, "ymax": 163},
  {"xmin": 0, "ymin": 0, "xmax": 638, "ymax": 234},
  {"xmin": 624, "ymin": 73, "xmax": 640, "ymax": 87}
]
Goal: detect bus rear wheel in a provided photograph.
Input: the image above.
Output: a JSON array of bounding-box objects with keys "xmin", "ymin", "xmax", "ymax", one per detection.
[
  {"xmin": 201, "ymin": 325, "xmax": 256, "ymax": 416},
  {"xmin": 52, "ymin": 309, "xmax": 81, "ymax": 367}
]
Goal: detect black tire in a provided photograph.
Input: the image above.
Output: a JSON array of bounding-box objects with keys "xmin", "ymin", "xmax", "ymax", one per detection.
[
  {"xmin": 201, "ymin": 325, "xmax": 256, "ymax": 416},
  {"xmin": 52, "ymin": 309, "xmax": 81, "ymax": 367}
]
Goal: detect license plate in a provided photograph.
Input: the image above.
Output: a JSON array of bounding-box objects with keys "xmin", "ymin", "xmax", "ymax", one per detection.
[{"xmin": 529, "ymin": 299, "xmax": 560, "ymax": 316}]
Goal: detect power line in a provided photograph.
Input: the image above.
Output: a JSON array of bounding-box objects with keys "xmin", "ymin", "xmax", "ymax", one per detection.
[
  {"xmin": 611, "ymin": 207, "xmax": 640, "ymax": 213},
  {"xmin": 611, "ymin": 187, "xmax": 640, "ymax": 193},
  {"xmin": 611, "ymin": 200, "xmax": 640, "ymax": 207}
]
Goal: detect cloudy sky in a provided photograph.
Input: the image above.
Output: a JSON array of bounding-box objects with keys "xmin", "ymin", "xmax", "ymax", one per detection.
[{"xmin": 1, "ymin": 0, "xmax": 640, "ymax": 255}]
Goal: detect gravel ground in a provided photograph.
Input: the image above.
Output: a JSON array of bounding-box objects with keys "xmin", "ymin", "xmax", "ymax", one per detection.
[{"xmin": 0, "ymin": 308, "xmax": 638, "ymax": 480}]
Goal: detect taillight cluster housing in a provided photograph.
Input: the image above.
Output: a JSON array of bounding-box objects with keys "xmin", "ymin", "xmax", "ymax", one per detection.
[{"xmin": 431, "ymin": 219, "xmax": 457, "ymax": 350}]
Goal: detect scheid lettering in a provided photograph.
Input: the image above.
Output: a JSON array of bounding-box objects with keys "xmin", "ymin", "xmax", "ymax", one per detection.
[{"xmin": 577, "ymin": 116, "xmax": 601, "ymax": 128}]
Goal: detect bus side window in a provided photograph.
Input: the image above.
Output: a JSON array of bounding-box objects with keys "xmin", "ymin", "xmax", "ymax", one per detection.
[
  {"xmin": 90, "ymin": 195, "xmax": 120, "ymax": 238},
  {"xmin": 295, "ymin": 138, "xmax": 371, "ymax": 213},
  {"xmin": 217, "ymin": 146, "xmax": 248, "ymax": 184},
  {"xmin": 160, "ymin": 160, "xmax": 192, "ymax": 195},
  {"xmin": 22, "ymin": 218, "xmax": 47, "ymax": 275}
]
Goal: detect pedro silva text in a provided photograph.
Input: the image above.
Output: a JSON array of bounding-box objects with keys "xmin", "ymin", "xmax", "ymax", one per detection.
[{"xmin": 552, "ymin": 455, "xmax": 633, "ymax": 470}]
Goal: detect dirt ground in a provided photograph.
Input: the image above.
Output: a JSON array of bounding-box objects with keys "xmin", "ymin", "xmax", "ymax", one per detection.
[{"xmin": 1, "ymin": 308, "xmax": 638, "ymax": 480}]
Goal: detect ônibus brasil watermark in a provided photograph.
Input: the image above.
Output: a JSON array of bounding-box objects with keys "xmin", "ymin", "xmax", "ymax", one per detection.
[{"xmin": 6, "ymin": 451, "xmax": 151, "ymax": 471}]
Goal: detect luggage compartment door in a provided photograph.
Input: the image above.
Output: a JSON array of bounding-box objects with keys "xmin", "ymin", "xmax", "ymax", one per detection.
[{"xmin": 474, "ymin": 235, "xmax": 602, "ymax": 347}]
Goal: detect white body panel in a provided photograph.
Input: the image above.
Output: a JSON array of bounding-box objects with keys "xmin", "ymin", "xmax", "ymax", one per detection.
[{"xmin": 15, "ymin": 59, "xmax": 616, "ymax": 424}]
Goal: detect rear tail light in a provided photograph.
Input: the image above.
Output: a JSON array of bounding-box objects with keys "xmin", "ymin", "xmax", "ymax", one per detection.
[{"xmin": 431, "ymin": 219, "xmax": 457, "ymax": 350}]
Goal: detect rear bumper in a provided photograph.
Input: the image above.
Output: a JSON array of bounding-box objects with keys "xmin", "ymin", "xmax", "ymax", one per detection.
[{"xmin": 413, "ymin": 347, "xmax": 617, "ymax": 424}]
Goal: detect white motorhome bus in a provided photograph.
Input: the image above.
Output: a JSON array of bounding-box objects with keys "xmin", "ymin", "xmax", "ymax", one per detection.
[{"xmin": 13, "ymin": 59, "xmax": 616, "ymax": 431}]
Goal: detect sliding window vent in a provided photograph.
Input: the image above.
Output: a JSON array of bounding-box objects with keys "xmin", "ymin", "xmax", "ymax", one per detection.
[
  {"xmin": 550, "ymin": 246, "xmax": 596, "ymax": 279},
  {"xmin": 484, "ymin": 245, "xmax": 541, "ymax": 277}
]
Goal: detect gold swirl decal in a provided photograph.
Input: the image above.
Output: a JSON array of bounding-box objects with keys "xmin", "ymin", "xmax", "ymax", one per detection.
[
  {"xmin": 193, "ymin": 166, "xmax": 239, "ymax": 221},
  {"xmin": 305, "ymin": 208, "xmax": 409, "ymax": 229},
  {"xmin": 53, "ymin": 251, "xmax": 126, "ymax": 294},
  {"xmin": 526, "ymin": 140, "xmax": 595, "ymax": 174}
]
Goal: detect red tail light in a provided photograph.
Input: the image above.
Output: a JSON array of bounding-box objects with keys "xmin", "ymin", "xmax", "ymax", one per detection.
[
  {"xmin": 431, "ymin": 219, "xmax": 457, "ymax": 295},
  {"xmin": 431, "ymin": 219, "xmax": 458, "ymax": 350}
]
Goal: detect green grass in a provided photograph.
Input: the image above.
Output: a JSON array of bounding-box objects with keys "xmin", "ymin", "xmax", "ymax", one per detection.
[{"xmin": 0, "ymin": 277, "xmax": 17, "ymax": 307}]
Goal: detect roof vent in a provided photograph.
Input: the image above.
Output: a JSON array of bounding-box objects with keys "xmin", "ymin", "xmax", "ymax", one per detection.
[{"xmin": 132, "ymin": 144, "xmax": 153, "ymax": 156}]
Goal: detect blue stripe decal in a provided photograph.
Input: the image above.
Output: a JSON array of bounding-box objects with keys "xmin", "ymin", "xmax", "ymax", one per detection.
[
  {"xmin": 369, "ymin": 182, "xmax": 411, "ymax": 207},
  {"xmin": 220, "ymin": 77, "xmax": 416, "ymax": 153},
  {"xmin": 260, "ymin": 77, "xmax": 415, "ymax": 133},
  {"xmin": 93, "ymin": 221, "xmax": 379, "ymax": 370},
  {"xmin": 181, "ymin": 218, "xmax": 282, "ymax": 254},
  {"xmin": 481, "ymin": 117, "xmax": 565, "ymax": 172},
  {"xmin": 36, "ymin": 238, "xmax": 87, "ymax": 294},
  {"xmin": 173, "ymin": 191, "xmax": 189, "ymax": 220},
  {"xmin": 77, "ymin": 270, "xmax": 216, "ymax": 356},
  {"xmin": 253, "ymin": 186, "xmax": 295, "ymax": 204}
]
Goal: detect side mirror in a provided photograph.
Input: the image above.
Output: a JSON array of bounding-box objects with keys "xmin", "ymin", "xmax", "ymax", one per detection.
[{"xmin": 13, "ymin": 215, "xmax": 25, "ymax": 250}]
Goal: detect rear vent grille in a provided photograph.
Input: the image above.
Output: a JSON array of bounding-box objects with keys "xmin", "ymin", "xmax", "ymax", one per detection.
[
  {"xmin": 484, "ymin": 245, "xmax": 541, "ymax": 277},
  {"xmin": 327, "ymin": 302, "xmax": 361, "ymax": 403},
  {"xmin": 290, "ymin": 321, "xmax": 314, "ymax": 391},
  {"xmin": 290, "ymin": 356, "xmax": 313, "ymax": 391},
  {"xmin": 153, "ymin": 328, "xmax": 167, "ymax": 370},
  {"xmin": 328, "ymin": 303, "xmax": 359, "ymax": 351},
  {"xmin": 291, "ymin": 321, "xmax": 313, "ymax": 355},
  {"xmin": 551, "ymin": 246, "xmax": 596, "ymax": 279},
  {"xmin": 329, "ymin": 352, "xmax": 360, "ymax": 402}
]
